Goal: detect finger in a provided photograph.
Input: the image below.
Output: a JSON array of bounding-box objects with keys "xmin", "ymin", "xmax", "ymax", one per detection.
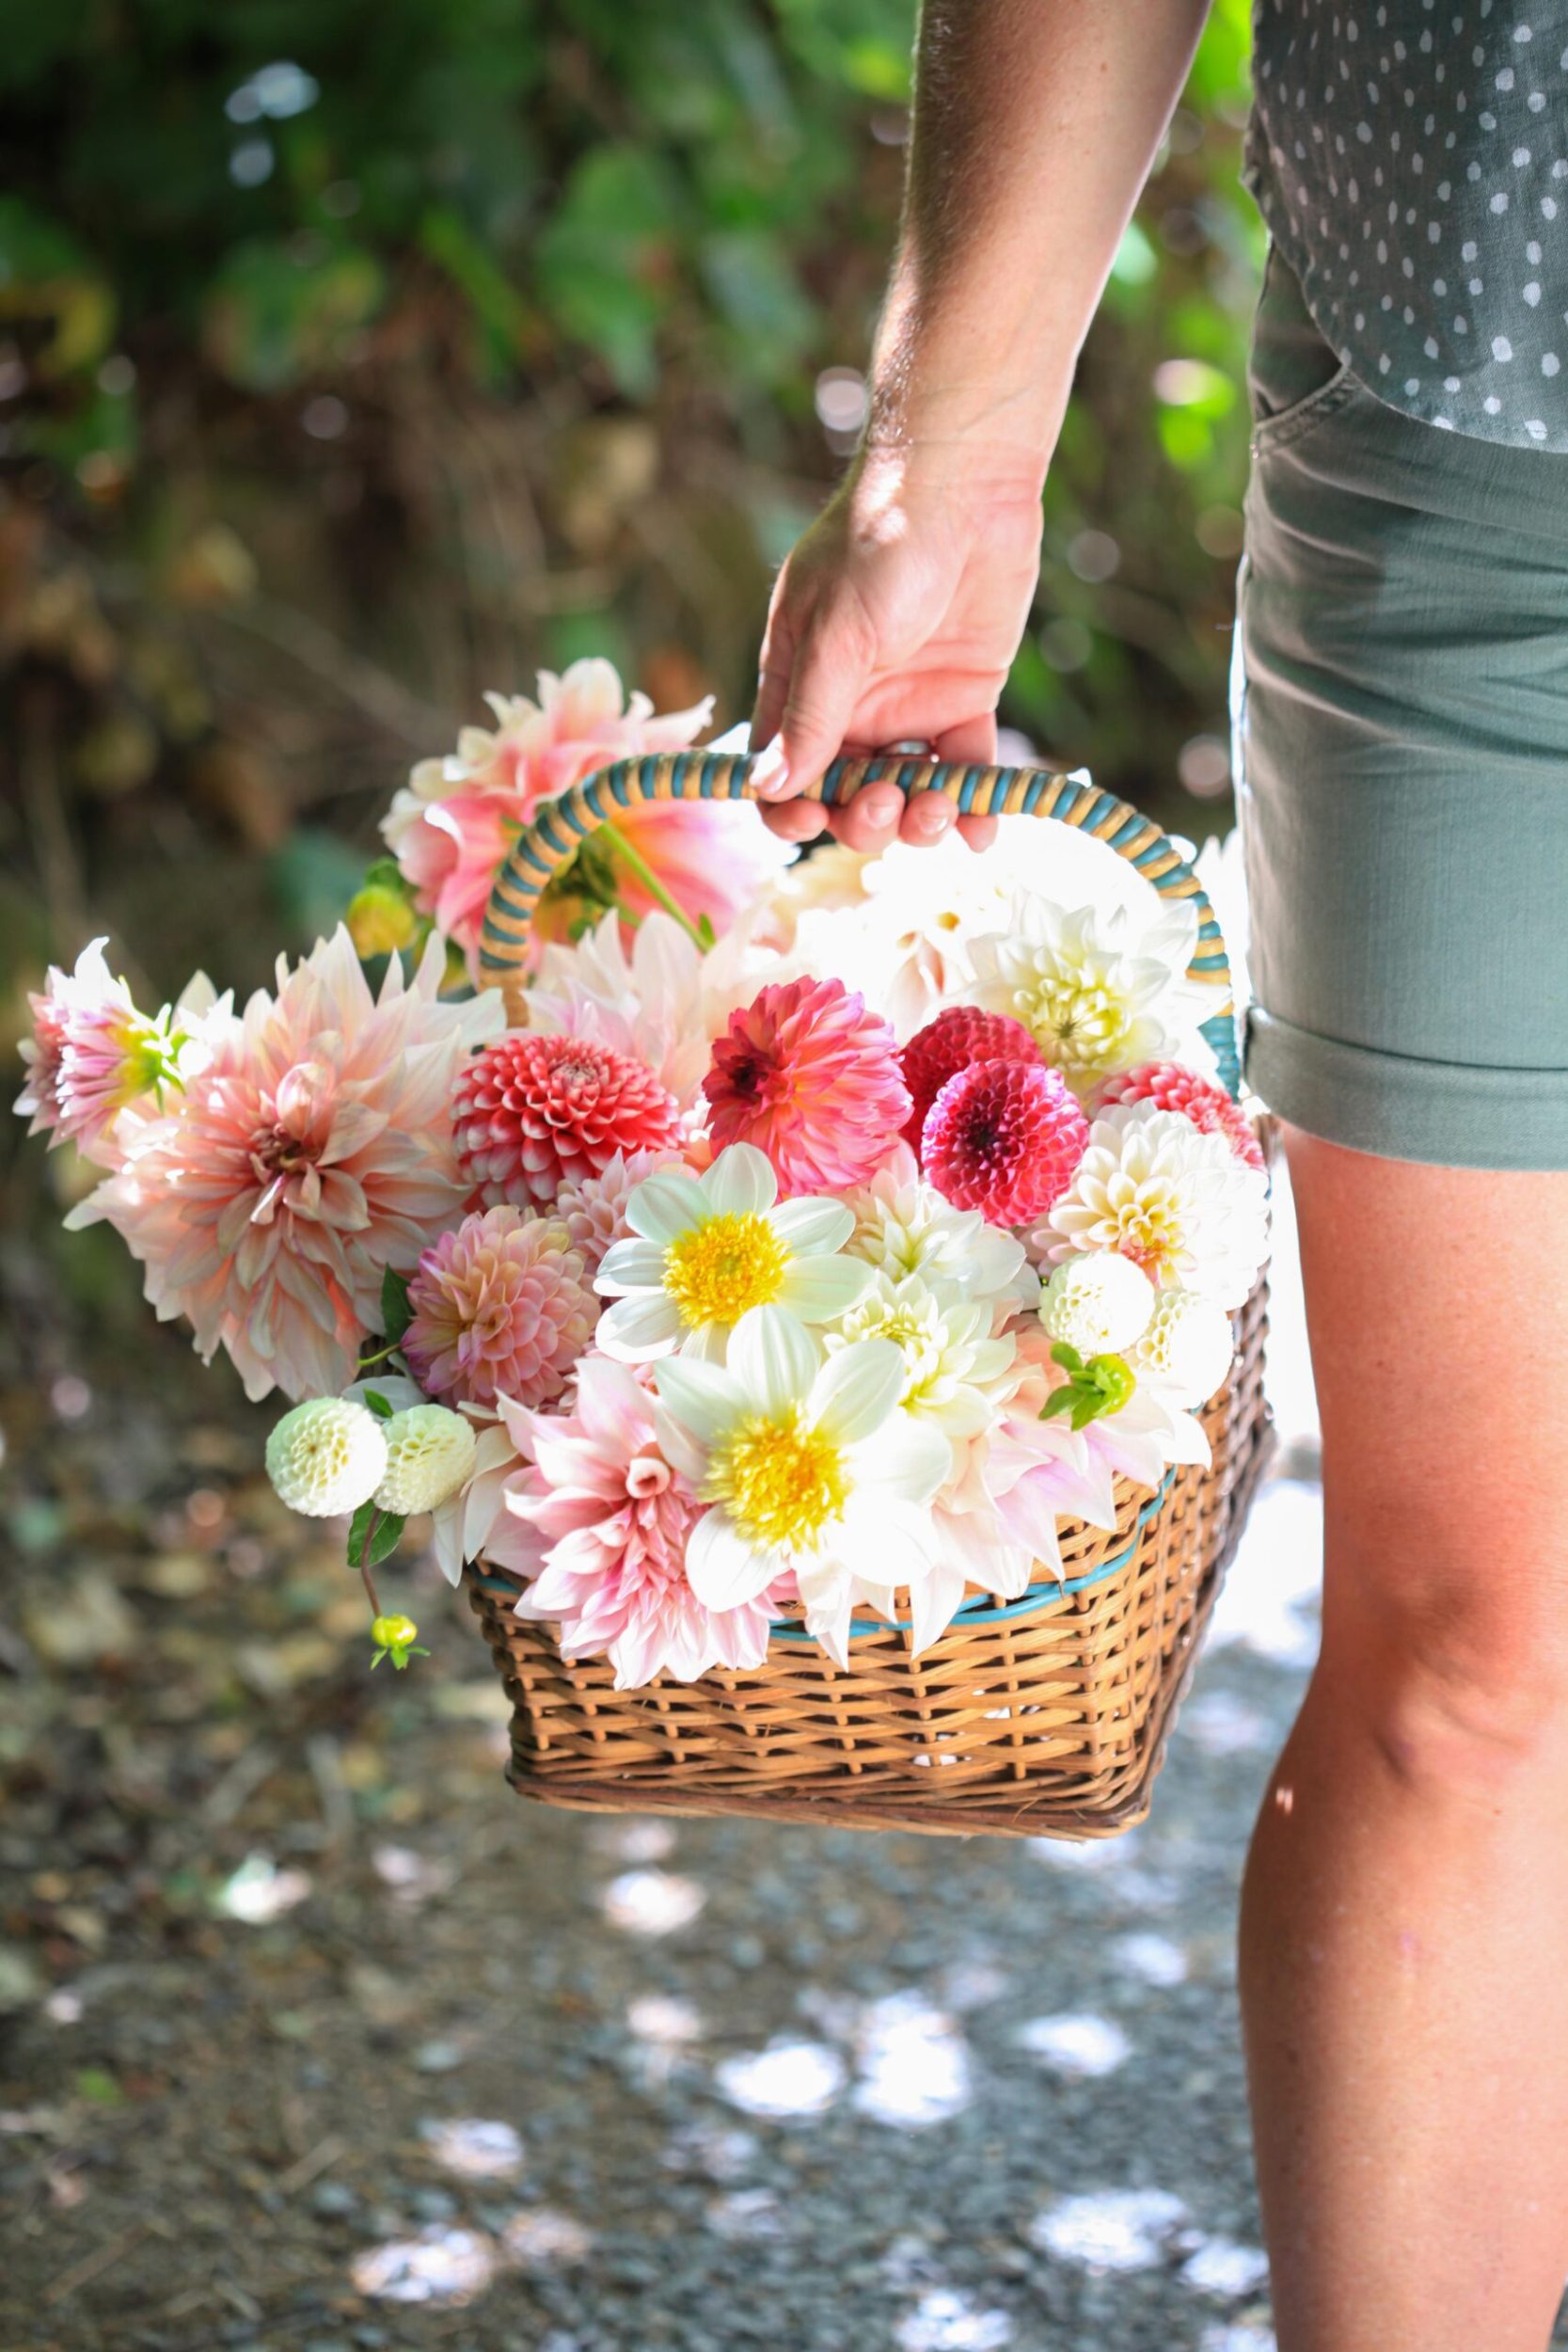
[
  {"xmin": 956, "ymin": 814, "xmax": 999, "ymax": 852},
  {"xmin": 770, "ymin": 594, "xmax": 875, "ymax": 803},
  {"xmin": 750, "ymin": 579, "xmax": 803, "ymax": 765},
  {"xmin": 828, "ymin": 779, "xmax": 905, "ymax": 853},
  {"xmin": 760, "ymin": 796, "xmax": 831, "ymax": 844},
  {"xmin": 897, "ymin": 787, "xmax": 956, "ymax": 848}
]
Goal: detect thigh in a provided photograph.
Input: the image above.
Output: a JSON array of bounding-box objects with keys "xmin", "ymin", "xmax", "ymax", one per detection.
[{"xmin": 1235, "ymin": 253, "xmax": 1568, "ymax": 1171}]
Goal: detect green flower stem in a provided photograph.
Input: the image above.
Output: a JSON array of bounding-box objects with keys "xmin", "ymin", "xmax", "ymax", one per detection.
[
  {"xmin": 355, "ymin": 1340, "xmax": 403, "ymax": 1372},
  {"xmin": 594, "ymin": 824, "xmax": 705, "ymax": 949},
  {"xmin": 358, "ymin": 1515, "xmax": 383, "ymax": 1619}
]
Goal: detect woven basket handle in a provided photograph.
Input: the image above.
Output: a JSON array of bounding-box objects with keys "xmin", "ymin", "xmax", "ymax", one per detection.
[{"xmin": 478, "ymin": 748, "xmax": 1240, "ymax": 1097}]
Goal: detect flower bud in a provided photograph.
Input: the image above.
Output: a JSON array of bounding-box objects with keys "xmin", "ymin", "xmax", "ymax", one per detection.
[{"xmin": 346, "ymin": 882, "xmax": 420, "ymax": 960}]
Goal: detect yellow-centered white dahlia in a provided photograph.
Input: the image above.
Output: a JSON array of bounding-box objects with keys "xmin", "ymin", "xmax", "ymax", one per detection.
[
  {"xmin": 1039, "ymin": 1252, "xmax": 1157, "ymax": 1357},
  {"xmin": 845, "ymin": 1149, "xmax": 1029, "ymax": 1306},
  {"xmin": 373, "ymin": 1404, "xmax": 479, "ymax": 1515},
  {"xmin": 1045, "ymin": 1104, "xmax": 1269, "ymax": 1311},
  {"xmin": 825, "ymin": 1270, "xmax": 1016, "ymax": 1471},
  {"xmin": 653, "ymin": 1304, "xmax": 949, "ymax": 1668},
  {"xmin": 968, "ymin": 895, "xmax": 1206, "ymax": 1096},
  {"xmin": 594, "ymin": 1144, "xmax": 871, "ymax": 1362},
  {"xmin": 266, "ymin": 1397, "xmax": 388, "ymax": 1518},
  {"xmin": 1132, "ymin": 1287, "xmax": 1236, "ymax": 1407}
]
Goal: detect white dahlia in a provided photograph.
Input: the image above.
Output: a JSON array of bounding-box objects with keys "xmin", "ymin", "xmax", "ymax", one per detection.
[
  {"xmin": 1039, "ymin": 1252, "xmax": 1157, "ymax": 1357},
  {"xmin": 1044, "ymin": 1104, "xmax": 1269, "ymax": 1311},
  {"xmin": 374, "ymin": 1404, "xmax": 479, "ymax": 1515},
  {"xmin": 1132, "ymin": 1288, "xmax": 1236, "ymax": 1407},
  {"xmin": 845, "ymin": 1147, "xmax": 1031, "ymax": 1307},
  {"xmin": 968, "ymin": 894, "xmax": 1211, "ymax": 1096},
  {"xmin": 825, "ymin": 1270, "xmax": 1017, "ymax": 1470},
  {"xmin": 266, "ymin": 1397, "xmax": 388, "ymax": 1518}
]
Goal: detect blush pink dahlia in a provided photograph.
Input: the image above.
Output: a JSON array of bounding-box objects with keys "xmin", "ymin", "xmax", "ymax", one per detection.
[
  {"xmin": 403, "ymin": 1206, "xmax": 595, "ymax": 1410},
  {"xmin": 703, "ymin": 976, "xmax": 911, "ymax": 1197},
  {"xmin": 898, "ymin": 1005, "xmax": 1040, "ymax": 1156},
  {"xmin": 453, "ymin": 1033, "xmax": 681, "ymax": 1209},
  {"xmin": 923, "ymin": 1060, "xmax": 1090, "ymax": 1227},
  {"xmin": 1098, "ymin": 1059, "xmax": 1266, "ymax": 1172},
  {"xmin": 555, "ymin": 1146, "xmax": 685, "ymax": 1275},
  {"xmin": 15, "ymin": 938, "xmax": 194, "ymax": 1168},
  {"xmin": 66, "ymin": 930, "xmax": 502, "ymax": 1402},
  {"xmin": 379, "ymin": 659, "xmax": 785, "ymax": 973},
  {"xmin": 506, "ymin": 1356, "xmax": 783, "ymax": 1687}
]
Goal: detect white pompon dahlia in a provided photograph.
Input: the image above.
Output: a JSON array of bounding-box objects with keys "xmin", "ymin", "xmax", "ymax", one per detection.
[
  {"xmin": 594, "ymin": 1143, "xmax": 871, "ymax": 1363},
  {"xmin": 844, "ymin": 1146, "xmax": 1030, "ymax": 1307},
  {"xmin": 1039, "ymin": 1252, "xmax": 1157, "ymax": 1357},
  {"xmin": 653, "ymin": 1304, "xmax": 949, "ymax": 1669},
  {"xmin": 374, "ymin": 1404, "xmax": 479, "ymax": 1514},
  {"xmin": 266, "ymin": 1398, "xmax": 388, "ymax": 1518},
  {"xmin": 968, "ymin": 894, "xmax": 1210, "ymax": 1096},
  {"xmin": 1132, "ymin": 1288, "xmax": 1236, "ymax": 1407},
  {"xmin": 1044, "ymin": 1104, "xmax": 1269, "ymax": 1310}
]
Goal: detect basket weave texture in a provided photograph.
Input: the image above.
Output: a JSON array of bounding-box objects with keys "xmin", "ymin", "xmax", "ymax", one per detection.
[
  {"xmin": 466, "ymin": 1277, "xmax": 1271, "ymax": 1841},
  {"xmin": 465, "ymin": 747, "xmax": 1273, "ymax": 1841}
]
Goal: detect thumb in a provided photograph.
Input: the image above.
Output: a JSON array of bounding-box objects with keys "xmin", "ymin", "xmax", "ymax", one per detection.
[{"xmin": 764, "ymin": 598, "xmax": 875, "ymax": 802}]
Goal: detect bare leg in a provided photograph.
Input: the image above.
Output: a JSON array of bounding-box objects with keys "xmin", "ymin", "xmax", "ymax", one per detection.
[{"xmin": 1241, "ymin": 1126, "xmax": 1568, "ymax": 2352}]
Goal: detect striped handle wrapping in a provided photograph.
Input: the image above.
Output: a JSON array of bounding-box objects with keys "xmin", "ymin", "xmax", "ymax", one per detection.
[{"xmin": 478, "ymin": 749, "xmax": 1240, "ymax": 1097}]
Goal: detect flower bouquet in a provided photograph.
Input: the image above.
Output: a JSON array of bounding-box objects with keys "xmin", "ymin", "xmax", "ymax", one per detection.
[{"xmin": 18, "ymin": 659, "xmax": 1272, "ymax": 1836}]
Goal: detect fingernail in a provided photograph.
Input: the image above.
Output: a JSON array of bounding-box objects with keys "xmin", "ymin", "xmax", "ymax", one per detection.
[{"xmin": 751, "ymin": 740, "xmax": 790, "ymax": 799}]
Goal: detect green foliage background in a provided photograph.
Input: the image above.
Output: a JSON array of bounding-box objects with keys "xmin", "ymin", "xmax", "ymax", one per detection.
[{"xmin": 0, "ymin": 0, "xmax": 1259, "ymax": 1014}]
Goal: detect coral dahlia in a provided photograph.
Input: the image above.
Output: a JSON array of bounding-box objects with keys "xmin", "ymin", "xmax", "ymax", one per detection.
[
  {"xmin": 453, "ymin": 1032, "xmax": 681, "ymax": 1209},
  {"xmin": 898, "ymin": 1005, "xmax": 1040, "ymax": 1155},
  {"xmin": 703, "ymin": 976, "xmax": 910, "ymax": 1197},
  {"xmin": 1098, "ymin": 1060, "xmax": 1266, "ymax": 1172},
  {"xmin": 922, "ymin": 1062, "xmax": 1090, "ymax": 1228},
  {"xmin": 402, "ymin": 1205, "xmax": 596, "ymax": 1410},
  {"xmin": 65, "ymin": 929, "xmax": 504, "ymax": 1403}
]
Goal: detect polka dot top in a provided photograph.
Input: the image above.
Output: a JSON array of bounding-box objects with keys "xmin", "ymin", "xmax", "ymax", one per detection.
[{"xmin": 1245, "ymin": 0, "xmax": 1568, "ymax": 444}]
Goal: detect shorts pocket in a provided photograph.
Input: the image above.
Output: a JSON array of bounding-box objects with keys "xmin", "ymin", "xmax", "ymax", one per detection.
[{"xmin": 1247, "ymin": 246, "xmax": 1364, "ymax": 456}]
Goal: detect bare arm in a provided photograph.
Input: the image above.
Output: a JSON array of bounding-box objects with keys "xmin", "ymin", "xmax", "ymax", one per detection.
[{"xmin": 752, "ymin": 0, "xmax": 1211, "ymax": 849}]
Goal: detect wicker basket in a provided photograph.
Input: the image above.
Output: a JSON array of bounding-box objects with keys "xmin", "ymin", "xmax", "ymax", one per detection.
[{"xmin": 463, "ymin": 747, "xmax": 1275, "ymax": 1840}]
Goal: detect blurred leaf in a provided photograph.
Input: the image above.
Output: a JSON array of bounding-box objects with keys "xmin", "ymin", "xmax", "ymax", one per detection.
[
  {"xmin": 0, "ymin": 197, "xmax": 115, "ymax": 374},
  {"xmin": 267, "ymin": 828, "xmax": 369, "ymax": 947},
  {"xmin": 203, "ymin": 240, "xmax": 384, "ymax": 392},
  {"xmin": 535, "ymin": 144, "xmax": 685, "ymax": 395}
]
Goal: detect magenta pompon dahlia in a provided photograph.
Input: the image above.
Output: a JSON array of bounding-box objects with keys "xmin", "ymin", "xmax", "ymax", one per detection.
[
  {"xmin": 702, "ymin": 975, "xmax": 911, "ymax": 1197},
  {"xmin": 897, "ymin": 1004, "xmax": 1041, "ymax": 1156},
  {"xmin": 922, "ymin": 1059, "xmax": 1090, "ymax": 1227},
  {"xmin": 453, "ymin": 1032, "xmax": 682, "ymax": 1209},
  {"xmin": 402, "ymin": 1205, "xmax": 597, "ymax": 1411}
]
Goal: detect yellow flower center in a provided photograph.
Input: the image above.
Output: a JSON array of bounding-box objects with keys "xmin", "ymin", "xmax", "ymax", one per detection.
[
  {"xmin": 1116, "ymin": 1209, "xmax": 1180, "ymax": 1281},
  {"xmin": 704, "ymin": 1407, "xmax": 848, "ymax": 1551},
  {"xmin": 1018, "ymin": 973, "xmax": 1131, "ymax": 1078},
  {"xmin": 662, "ymin": 1211, "xmax": 789, "ymax": 1329}
]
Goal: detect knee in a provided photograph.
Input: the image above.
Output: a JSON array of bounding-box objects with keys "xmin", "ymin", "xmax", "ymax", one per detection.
[{"xmin": 1326, "ymin": 1575, "xmax": 1568, "ymax": 1805}]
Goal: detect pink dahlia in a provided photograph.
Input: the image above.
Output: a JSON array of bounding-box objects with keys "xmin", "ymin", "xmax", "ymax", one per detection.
[
  {"xmin": 403, "ymin": 1206, "xmax": 595, "ymax": 1409},
  {"xmin": 379, "ymin": 658, "xmax": 787, "ymax": 974},
  {"xmin": 15, "ymin": 937, "xmax": 190, "ymax": 1168},
  {"xmin": 555, "ymin": 1146, "xmax": 685, "ymax": 1274},
  {"xmin": 66, "ymin": 929, "xmax": 502, "ymax": 1402},
  {"xmin": 898, "ymin": 1005, "xmax": 1040, "ymax": 1156},
  {"xmin": 1098, "ymin": 1060, "xmax": 1266, "ymax": 1172},
  {"xmin": 453, "ymin": 1032, "xmax": 681, "ymax": 1209},
  {"xmin": 703, "ymin": 976, "xmax": 911, "ymax": 1197},
  {"xmin": 923, "ymin": 1061, "xmax": 1090, "ymax": 1227},
  {"xmin": 506, "ymin": 1355, "xmax": 784, "ymax": 1687}
]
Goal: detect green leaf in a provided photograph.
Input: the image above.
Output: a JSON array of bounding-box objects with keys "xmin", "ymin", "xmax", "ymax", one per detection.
[
  {"xmin": 1050, "ymin": 1342, "xmax": 1084, "ymax": 1373},
  {"xmin": 380, "ymin": 1266, "xmax": 412, "ymax": 1343},
  {"xmin": 1040, "ymin": 1389, "xmax": 1075, "ymax": 1422},
  {"xmin": 203, "ymin": 239, "xmax": 385, "ymax": 394},
  {"xmin": 347, "ymin": 1503, "xmax": 405, "ymax": 1570},
  {"xmin": 361, "ymin": 1388, "xmax": 393, "ymax": 1420}
]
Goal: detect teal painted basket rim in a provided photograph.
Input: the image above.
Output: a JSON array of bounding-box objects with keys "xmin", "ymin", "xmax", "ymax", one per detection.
[{"xmin": 467, "ymin": 1469, "xmax": 1178, "ymax": 1645}]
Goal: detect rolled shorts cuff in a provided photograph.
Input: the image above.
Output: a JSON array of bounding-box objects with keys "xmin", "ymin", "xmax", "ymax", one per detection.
[{"xmin": 1244, "ymin": 1005, "xmax": 1568, "ymax": 1171}]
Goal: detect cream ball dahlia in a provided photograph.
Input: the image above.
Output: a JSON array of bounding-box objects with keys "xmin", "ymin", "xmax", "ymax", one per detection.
[
  {"xmin": 1039, "ymin": 1251, "xmax": 1157, "ymax": 1356},
  {"xmin": 266, "ymin": 1397, "xmax": 388, "ymax": 1518},
  {"xmin": 1132, "ymin": 1288, "xmax": 1236, "ymax": 1406},
  {"xmin": 374, "ymin": 1404, "xmax": 479, "ymax": 1514}
]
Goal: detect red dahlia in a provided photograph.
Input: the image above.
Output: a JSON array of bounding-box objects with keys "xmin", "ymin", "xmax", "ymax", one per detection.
[
  {"xmin": 898, "ymin": 1005, "xmax": 1041, "ymax": 1156},
  {"xmin": 923, "ymin": 1060, "xmax": 1089, "ymax": 1227},
  {"xmin": 1098, "ymin": 1060, "xmax": 1265, "ymax": 1172},
  {"xmin": 453, "ymin": 1032, "xmax": 681, "ymax": 1208}
]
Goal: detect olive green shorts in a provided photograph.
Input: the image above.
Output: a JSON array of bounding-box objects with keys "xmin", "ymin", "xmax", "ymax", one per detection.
[{"xmin": 1232, "ymin": 247, "xmax": 1568, "ymax": 1170}]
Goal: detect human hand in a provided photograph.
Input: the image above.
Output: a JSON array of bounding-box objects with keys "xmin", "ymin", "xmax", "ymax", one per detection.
[{"xmin": 749, "ymin": 438, "xmax": 1046, "ymax": 855}]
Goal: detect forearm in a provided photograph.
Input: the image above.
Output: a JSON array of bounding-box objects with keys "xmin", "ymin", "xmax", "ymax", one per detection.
[{"xmin": 871, "ymin": 0, "xmax": 1212, "ymax": 469}]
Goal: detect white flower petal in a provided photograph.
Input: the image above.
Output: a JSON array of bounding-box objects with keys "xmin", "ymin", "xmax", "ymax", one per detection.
[
  {"xmin": 768, "ymin": 1198, "xmax": 854, "ymax": 1254},
  {"xmin": 653, "ymin": 1355, "xmax": 739, "ymax": 1447},
  {"xmin": 777, "ymin": 1253, "xmax": 873, "ymax": 1323},
  {"xmin": 626, "ymin": 1171, "xmax": 707, "ymax": 1245},
  {"xmin": 594, "ymin": 1237, "xmax": 666, "ymax": 1295},
  {"xmin": 727, "ymin": 1305, "xmax": 820, "ymax": 1416},
  {"xmin": 849, "ymin": 1416, "xmax": 950, "ymax": 1506},
  {"xmin": 807, "ymin": 1338, "xmax": 904, "ymax": 1444},
  {"xmin": 686, "ymin": 1507, "xmax": 779, "ymax": 1610},
  {"xmin": 701, "ymin": 1143, "xmax": 777, "ymax": 1217},
  {"xmin": 595, "ymin": 1292, "xmax": 683, "ymax": 1361}
]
